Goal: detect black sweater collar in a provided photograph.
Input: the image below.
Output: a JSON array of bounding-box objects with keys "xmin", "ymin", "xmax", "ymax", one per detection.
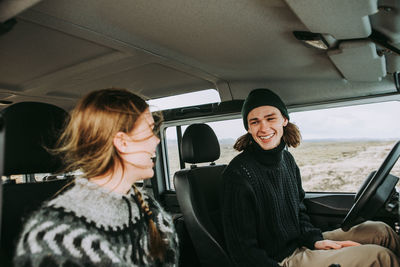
[{"xmin": 246, "ymin": 138, "xmax": 286, "ymax": 166}]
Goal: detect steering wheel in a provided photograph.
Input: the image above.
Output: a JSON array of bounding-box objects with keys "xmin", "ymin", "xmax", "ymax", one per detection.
[{"xmin": 341, "ymin": 141, "xmax": 400, "ymax": 231}]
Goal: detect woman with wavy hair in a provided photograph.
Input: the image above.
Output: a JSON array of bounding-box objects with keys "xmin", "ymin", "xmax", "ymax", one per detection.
[{"xmin": 14, "ymin": 88, "xmax": 178, "ymax": 266}]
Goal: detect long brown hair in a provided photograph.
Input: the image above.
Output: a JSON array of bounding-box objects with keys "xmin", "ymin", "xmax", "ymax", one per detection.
[
  {"xmin": 133, "ymin": 185, "xmax": 166, "ymax": 261},
  {"xmin": 54, "ymin": 88, "xmax": 166, "ymax": 260},
  {"xmin": 233, "ymin": 122, "xmax": 301, "ymax": 151}
]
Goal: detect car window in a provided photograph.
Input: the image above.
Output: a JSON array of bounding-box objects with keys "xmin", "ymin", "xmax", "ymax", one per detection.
[
  {"xmin": 148, "ymin": 89, "xmax": 220, "ymax": 111},
  {"xmin": 164, "ymin": 101, "xmax": 400, "ymax": 192},
  {"xmin": 2, "ymin": 168, "xmax": 81, "ymax": 184},
  {"xmin": 289, "ymin": 101, "xmax": 400, "ymax": 192},
  {"xmin": 2, "ymin": 173, "xmax": 70, "ymax": 183},
  {"xmin": 164, "ymin": 118, "xmax": 243, "ymax": 190}
]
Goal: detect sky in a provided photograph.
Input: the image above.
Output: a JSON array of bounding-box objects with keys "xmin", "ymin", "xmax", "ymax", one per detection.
[
  {"xmin": 291, "ymin": 102, "xmax": 400, "ymax": 140},
  {"xmin": 148, "ymin": 89, "xmax": 400, "ymax": 140}
]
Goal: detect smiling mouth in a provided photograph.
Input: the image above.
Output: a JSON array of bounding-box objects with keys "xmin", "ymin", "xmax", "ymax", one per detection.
[{"xmin": 259, "ymin": 133, "xmax": 274, "ymax": 140}]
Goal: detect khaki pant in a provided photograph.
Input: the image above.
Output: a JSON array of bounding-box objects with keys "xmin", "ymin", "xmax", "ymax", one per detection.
[{"xmin": 280, "ymin": 221, "xmax": 400, "ymax": 267}]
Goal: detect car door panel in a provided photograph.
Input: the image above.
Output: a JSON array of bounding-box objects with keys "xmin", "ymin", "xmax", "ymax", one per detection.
[
  {"xmin": 305, "ymin": 193, "xmax": 354, "ymax": 231},
  {"xmin": 305, "ymin": 192, "xmax": 398, "ymax": 232}
]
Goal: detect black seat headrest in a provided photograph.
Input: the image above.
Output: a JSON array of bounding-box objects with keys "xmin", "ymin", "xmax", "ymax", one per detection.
[
  {"xmin": 2, "ymin": 102, "xmax": 69, "ymax": 175},
  {"xmin": 181, "ymin": 124, "xmax": 220, "ymax": 164}
]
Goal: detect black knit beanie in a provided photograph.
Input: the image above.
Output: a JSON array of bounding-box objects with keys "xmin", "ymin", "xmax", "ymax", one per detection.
[{"xmin": 241, "ymin": 88, "xmax": 289, "ymax": 130}]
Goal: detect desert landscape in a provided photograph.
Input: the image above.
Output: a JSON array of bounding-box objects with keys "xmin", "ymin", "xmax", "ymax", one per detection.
[
  {"xmin": 167, "ymin": 140, "xmax": 400, "ymax": 192},
  {"xmin": 289, "ymin": 140, "xmax": 400, "ymax": 192}
]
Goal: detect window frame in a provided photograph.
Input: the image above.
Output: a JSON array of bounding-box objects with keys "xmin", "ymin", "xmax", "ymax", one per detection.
[
  {"xmin": 159, "ymin": 113, "xmax": 242, "ymax": 191},
  {"xmin": 156, "ymin": 98, "xmax": 400, "ymax": 194}
]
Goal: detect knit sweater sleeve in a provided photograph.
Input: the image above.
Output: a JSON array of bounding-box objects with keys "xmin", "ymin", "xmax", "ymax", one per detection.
[
  {"xmin": 13, "ymin": 212, "xmax": 87, "ymax": 267},
  {"xmin": 221, "ymin": 168, "xmax": 280, "ymax": 267},
  {"xmin": 14, "ymin": 248, "xmax": 85, "ymax": 267},
  {"xmin": 13, "ymin": 207, "xmax": 130, "ymax": 267},
  {"xmin": 295, "ymin": 165, "xmax": 323, "ymax": 249}
]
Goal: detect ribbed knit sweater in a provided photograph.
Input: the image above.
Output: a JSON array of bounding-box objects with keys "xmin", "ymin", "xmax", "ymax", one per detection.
[
  {"xmin": 14, "ymin": 178, "xmax": 179, "ymax": 267},
  {"xmin": 221, "ymin": 141, "xmax": 323, "ymax": 267}
]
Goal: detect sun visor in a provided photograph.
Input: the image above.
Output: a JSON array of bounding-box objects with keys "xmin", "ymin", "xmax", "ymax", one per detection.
[
  {"xmin": 328, "ymin": 41, "xmax": 386, "ymax": 82},
  {"xmin": 285, "ymin": 0, "xmax": 378, "ymax": 39}
]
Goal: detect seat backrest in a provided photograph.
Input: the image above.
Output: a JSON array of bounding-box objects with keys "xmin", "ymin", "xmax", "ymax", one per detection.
[
  {"xmin": 0, "ymin": 102, "xmax": 70, "ymax": 266},
  {"xmin": 3, "ymin": 102, "xmax": 67, "ymax": 175},
  {"xmin": 174, "ymin": 123, "xmax": 232, "ymax": 267}
]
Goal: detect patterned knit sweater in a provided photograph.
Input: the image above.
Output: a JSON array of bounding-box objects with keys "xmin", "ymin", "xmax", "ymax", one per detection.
[
  {"xmin": 14, "ymin": 178, "xmax": 179, "ymax": 267},
  {"xmin": 221, "ymin": 141, "xmax": 323, "ymax": 267}
]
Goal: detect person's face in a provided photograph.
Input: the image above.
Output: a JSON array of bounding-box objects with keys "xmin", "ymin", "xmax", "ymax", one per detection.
[
  {"xmin": 120, "ymin": 109, "xmax": 160, "ymax": 180},
  {"xmin": 247, "ymin": 105, "xmax": 288, "ymax": 151}
]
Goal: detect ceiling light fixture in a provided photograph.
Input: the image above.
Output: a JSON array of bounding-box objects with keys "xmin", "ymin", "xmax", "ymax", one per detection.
[{"xmin": 293, "ymin": 31, "xmax": 329, "ymax": 50}]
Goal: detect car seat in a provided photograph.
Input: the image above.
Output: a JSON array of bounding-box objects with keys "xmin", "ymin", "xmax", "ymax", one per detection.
[
  {"xmin": 0, "ymin": 102, "xmax": 70, "ymax": 267},
  {"xmin": 174, "ymin": 123, "xmax": 232, "ymax": 267}
]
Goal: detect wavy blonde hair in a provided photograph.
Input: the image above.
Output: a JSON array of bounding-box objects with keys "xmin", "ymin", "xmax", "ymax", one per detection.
[
  {"xmin": 54, "ymin": 88, "xmax": 166, "ymax": 260},
  {"xmin": 55, "ymin": 88, "xmax": 149, "ymax": 178}
]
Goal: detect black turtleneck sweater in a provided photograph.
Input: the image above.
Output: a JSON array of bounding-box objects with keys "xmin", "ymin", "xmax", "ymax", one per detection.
[{"xmin": 221, "ymin": 141, "xmax": 323, "ymax": 267}]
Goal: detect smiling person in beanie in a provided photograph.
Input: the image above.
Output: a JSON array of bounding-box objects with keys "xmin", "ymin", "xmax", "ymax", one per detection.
[{"xmin": 220, "ymin": 88, "xmax": 400, "ymax": 267}]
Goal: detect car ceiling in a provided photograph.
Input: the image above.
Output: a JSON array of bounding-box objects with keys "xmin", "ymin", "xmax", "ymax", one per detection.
[{"xmin": 0, "ymin": 0, "xmax": 399, "ymax": 111}]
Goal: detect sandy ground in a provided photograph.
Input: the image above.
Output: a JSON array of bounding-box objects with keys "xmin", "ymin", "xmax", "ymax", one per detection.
[
  {"xmin": 168, "ymin": 140, "xmax": 400, "ymax": 192},
  {"xmin": 289, "ymin": 140, "xmax": 400, "ymax": 192}
]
